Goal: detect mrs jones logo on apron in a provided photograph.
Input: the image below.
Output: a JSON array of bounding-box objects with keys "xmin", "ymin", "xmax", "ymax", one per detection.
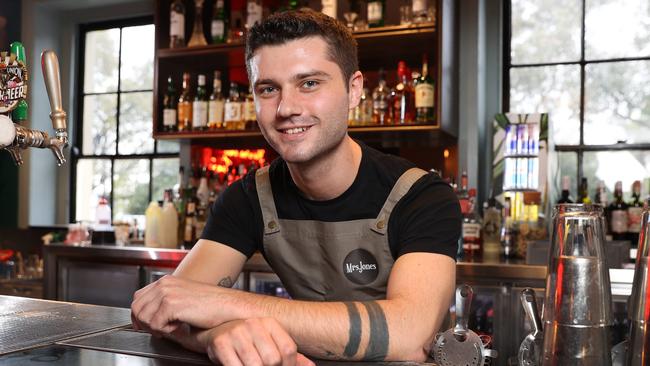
[{"xmin": 342, "ymin": 249, "xmax": 379, "ymax": 285}]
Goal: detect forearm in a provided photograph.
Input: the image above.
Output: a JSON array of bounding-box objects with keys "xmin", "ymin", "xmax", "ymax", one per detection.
[{"xmin": 228, "ymin": 291, "xmax": 439, "ymax": 361}]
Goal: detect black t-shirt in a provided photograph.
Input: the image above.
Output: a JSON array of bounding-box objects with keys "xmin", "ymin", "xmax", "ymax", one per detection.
[{"xmin": 202, "ymin": 142, "xmax": 462, "ymax": 261}]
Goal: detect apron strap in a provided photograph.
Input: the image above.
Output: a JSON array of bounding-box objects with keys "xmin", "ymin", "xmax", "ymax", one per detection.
[
  {"xmin": 255, "ymin": 166, "xmax": 281, "ymax": 235},
  {"xmin": 371, "ymin": 167, "xmax": 428, "ymax": 235}
]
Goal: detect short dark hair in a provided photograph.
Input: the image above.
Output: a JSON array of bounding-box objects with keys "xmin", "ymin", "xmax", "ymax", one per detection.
[{"xmin": 245, "ymin": 9, "xmax": 359, "ymax": 88}]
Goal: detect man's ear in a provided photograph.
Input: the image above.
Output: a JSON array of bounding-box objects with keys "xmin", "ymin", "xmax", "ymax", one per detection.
[{"xmin": 348, "ymin": 71, "xmax": 364, "ymax": 109}]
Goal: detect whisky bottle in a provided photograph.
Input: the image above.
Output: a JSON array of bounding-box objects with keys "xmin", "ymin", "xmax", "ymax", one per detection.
[
  {"xmin": 170, "ymin": 0, "xmax": 186, "ymax": 48},
  {"xmin": 367, "ymin": 0, "xmax": 385, "ymax": 28},
  {"xmin": 177, "ymin": 72, "xmax": 193, "ymax": 131},
  {"xmin": 608, "ymin": 181, "xmax": 628, "ymax": 241},
  {"xmin": 188, "ymin": 0, "xmax": 208, "ymax": 47},
  {"xmin": 557, "ymin": 176, "xmax": 574, "ymax": 203},
  {"xmin": 162, "ymin": 75, "xmax": 177, "ymax": 132},
  {"xmin": 243, "ymin": 85, "xmax": 256, "ymax": 129},
  {"xmin": 360, "ymin": 87, "xmax": 373, "ymax": 125},
  {"xmin": 208, "ymin": 71, "xmax": 225, "ymax": 130},
  {"xmin": 628, "ymin": 180, "xmax": 643, "ymax": 246},
  {"xmin": 372, "ymin": 70, "xmax": 390, "ymax": 125},
  {"xmin": 578, "ymin": 177, "xmax": 592, "ymax": 204},
  {"xmin": 246, "ymin": 0, "xmax": 263, "ymax": 30},
  {"xmin": 393, "ymin": 61, "xmax": 415, "ymax": 124},
  {"xmin": 211, "ymin": 0, "xmax": 227, "ymax": 44},
  {"xmin": 192, "ymin": 74, "xmax": 208, "ymax": 131},
  {"xmin": 224, "ymin": 82, "xmax": 243, "ymax": 130},
  {"xmin": 182, "ymin": 188, "xmax": 197, "ymax": 249},
  {"xmin": 415, "ymin": 54, "xmax": 434, "ymax": 123}
]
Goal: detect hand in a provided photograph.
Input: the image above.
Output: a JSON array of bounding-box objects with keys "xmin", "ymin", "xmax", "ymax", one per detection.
[
  {"xmin": 200, "ymin": 318, "xmax": 315, "ymax": 366},
  {"xmin": 131, "ymin": 275, "xmax": 237, "ymax": 335}
]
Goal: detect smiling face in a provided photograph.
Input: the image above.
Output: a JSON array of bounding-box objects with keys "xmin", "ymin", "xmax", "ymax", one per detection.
[{"xmin": 249, "ymin": 37, "xmax": 359, "ymax": 165}]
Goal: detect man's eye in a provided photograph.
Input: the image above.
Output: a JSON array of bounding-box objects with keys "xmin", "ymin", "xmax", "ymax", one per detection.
[
  {"xmin": 258, "ymin": 86, "xmax": 277, "ymax": 95},
  {"xmin": 302, "ymin": 80, "xmax": 319, "ymax": 89}
]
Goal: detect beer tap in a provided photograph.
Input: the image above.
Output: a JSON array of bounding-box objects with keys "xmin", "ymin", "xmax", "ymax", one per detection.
[{"xmin": 0, "ymin": 50, "xmax": 68, "ymax": 166}]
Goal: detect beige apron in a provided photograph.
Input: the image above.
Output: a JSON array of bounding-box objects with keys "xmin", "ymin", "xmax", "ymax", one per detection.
[{"xmin": 255, "ymin": 166, "xmax": 427, "ymax": 301}]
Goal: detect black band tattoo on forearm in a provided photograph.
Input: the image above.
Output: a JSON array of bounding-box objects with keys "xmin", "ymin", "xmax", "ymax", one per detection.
[
  {"xmin": 361, "ymin": 301, "xmax": 389, "ymax": 361},
  {"xmin": 217, "ymin": 276, "xmax": 234, "ymax": 287},
  {"xmin": 343, "ymin": 302, "xmax": 362, "ymax": 358}
]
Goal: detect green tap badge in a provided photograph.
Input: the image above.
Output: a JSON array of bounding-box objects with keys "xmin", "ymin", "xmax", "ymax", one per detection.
[{"xmin": 0, "ymin": 43, "xmax": 29, "ymax": 114}]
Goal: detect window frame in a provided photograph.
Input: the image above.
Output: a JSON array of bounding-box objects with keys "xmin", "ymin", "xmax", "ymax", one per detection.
[
  {"xmin": 70, "ymin": 16, "xmax": 178, "ymax": 223},
  {"xmin": 503, "ymin": 0, "xmax": 650, "ymax": 184}
]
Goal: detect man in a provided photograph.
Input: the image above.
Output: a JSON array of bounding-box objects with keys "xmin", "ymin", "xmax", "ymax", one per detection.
[{"xmin": 132, "ymin": 9, "xmax": 461, "ymax": 366}]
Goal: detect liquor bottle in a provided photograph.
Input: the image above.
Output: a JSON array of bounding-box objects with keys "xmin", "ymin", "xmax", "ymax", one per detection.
[
  {"xmin": 412, "ymin": 0, "xmax": 428, "ymax": 24},
  {"xmin": 367, "ymin": 0, "xmax": 385, "ymax": 28},
  {"xmin": 182, "ymin": 188, "xmax": 198, "ymax": 249},
  {"xmin": 246, "ymin": 0, "xmax": 263, "ymax": 30},
  {"xmin": 414, "ymin": 54, "xmax": 434, "ymax": 123},
  {"xmin": 393, "ymin": 61, "xmax": 415, "ymax": 124},
  {"xmin": 211, "ymin": 0, "xmax": 228, "ymax": 44},
  {"xmin": 224, "ymin": 82, "xmax": 243, "ymax": 130},
  {"xmin": 500, "ymin": 197, "xmax": 516, "ymax": 259},
  {"xmin": 162, "ymin": 76, "xmax": 177, "ymax": 132},
  {"xmin": 177, "ymin": 72, "xmax": 193, "ymax": 131},
  {"xmin": 243, "ymin": 85, "xmax": 256, "ymax": 129},
  {"xmin": 628, "ymin": 180, "xmax": 643, "ymax": 246},
  {"xmin": 321, "ymin": 0, "xmax": 337, "ymax": 19},
  {"xmin": 462, "ymin": 188, "xmax": 483, "ymax": 260},
  {"xmin": 594, "ymin": 180, "xmax": 608, "ymax": 207},
  {"xmin": 578, "ymin": 177, "xmax": 591, "ymax": 204},
  {"xmin": 359, "ymin": 87, "xmax": 373, "ymax": 125},
  {"xmin": 608, "ymin": 181, "xmax": 628, "ymax": 241},
  {"xmin": 372, "ymin": 70, "xmax": 390, "ymax": 125},
  {"xmin": 188, "ymin": 0, "xmax": 208, "ymax": 47},
  {"xmin": 160, "ymin": 190, "xmax": 179, "ymax": 249},
  {"xmin": 9, "ymin": 42, "xmax": 27, "ymax": 123},
  {"xmin": 170, "ymin": 0, "xmax": 186, "ymax": 48},
  {"xmin": 208, "ymin": 71, "xmax": 225, "ymax": 130},
  {"xmin": 482, "ymin": 198, "xmax": 502, "ymax": 261},
  {"xmin": 192, "ymin": 74, "xmax": 208, "ymax": 131},
  {"xmin": 557, "ymin": 175, "xmax": 574, "ymax": 203}
]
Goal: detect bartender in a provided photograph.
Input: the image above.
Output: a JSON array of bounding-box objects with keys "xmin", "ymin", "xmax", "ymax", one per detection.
[{"xmin": 131, "ymin": 9, "xmax": 461, "ymax": 366}]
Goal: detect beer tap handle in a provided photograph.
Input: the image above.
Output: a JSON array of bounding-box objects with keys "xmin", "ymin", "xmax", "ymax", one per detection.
[{"xmin": 41, "ymin": 50, "xmax": 67, "ymax": 145}]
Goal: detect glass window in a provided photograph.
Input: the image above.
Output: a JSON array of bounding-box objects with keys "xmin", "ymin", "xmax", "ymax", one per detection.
[
  {"xmin": 74, "ymin": 19, "xmax": 178, "ymax": 225},
  {"xmin": 507, "ymin": 1, "xmax": 650, "ymax": 202}
]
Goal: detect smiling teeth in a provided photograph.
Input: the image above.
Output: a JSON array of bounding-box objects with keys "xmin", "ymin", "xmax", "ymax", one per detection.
[{"xmin": 284, "ymin": 127, "xmax": 307, "ymax": 134}]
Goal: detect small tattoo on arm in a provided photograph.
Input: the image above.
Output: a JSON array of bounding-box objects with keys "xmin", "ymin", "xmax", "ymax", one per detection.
[
  {"xmin": 343, "ymin": 302, "xmax": 362, "ymax": 358},
  {"xmin": 361, "ymin": 301, "xmax": 389, "ymax": 361},
  {"xmin": 217, "ymin": 276, "xmax": 234, "ymax": 287}
]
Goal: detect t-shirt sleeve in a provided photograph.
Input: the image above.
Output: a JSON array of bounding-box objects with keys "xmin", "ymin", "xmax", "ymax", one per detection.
[
  {"xmin": 390, "ymin": 173, "xmax": 462, "ymax": 261},
  {"xmin": 200, "ymin": 177, "xmax": 260, "ymax": 258}
]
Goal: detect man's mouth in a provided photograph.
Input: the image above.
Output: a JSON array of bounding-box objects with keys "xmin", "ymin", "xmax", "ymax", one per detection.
[{"xmin": 278, "ymin": 126, "xmax": 311, "ymax": 135}]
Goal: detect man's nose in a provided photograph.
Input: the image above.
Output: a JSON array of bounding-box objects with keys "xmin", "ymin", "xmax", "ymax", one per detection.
[{"xmin": 276, "ymin": 89, "xmax": 303, "ymax": 119}]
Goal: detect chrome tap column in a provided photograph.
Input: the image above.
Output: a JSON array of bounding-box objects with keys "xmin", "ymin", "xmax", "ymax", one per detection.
[{"xmin": 541, "ymin": 204, "xmax": 613, "ymax": 365}]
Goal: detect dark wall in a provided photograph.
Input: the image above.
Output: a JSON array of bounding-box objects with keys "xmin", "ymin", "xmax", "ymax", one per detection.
[{"xmin": 0, "ymin": 0, "xmax": 21, "ymax": 228}]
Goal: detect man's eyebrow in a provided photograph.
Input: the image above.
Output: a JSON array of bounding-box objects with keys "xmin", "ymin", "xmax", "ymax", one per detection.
[{"xmin": 254, "ymin": 71, "xmax": 332, "ymax": 88}]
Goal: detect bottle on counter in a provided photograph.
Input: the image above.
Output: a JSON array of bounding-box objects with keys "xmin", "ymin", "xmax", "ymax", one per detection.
[
  {"xmin": 372, "ymin": 69, "xmax": 390, "ymax": 125},
  {"xmin": 177, "ymin": 72, "xmax": 193, "ymax": 131},
  {"xmin": 608, "ymin": 181, "xmax": 628, "ymax": 241},
  {"xmin": 208, "ymin": 71, "xmax": 225, "ymax": 130},
  {"xmin": 211, "ymin": 0, "xmax": 228, "ymax": 44},
  {"xmin": 162, "ymin": 76, "xmax": 177, "ymax": 132},
  {"xmin": 482, "ymin": 198, "xmax": 501, "ymax": 262},
  {"xmin": 367, "ymin": 0, "xmax": 385, "ymax": 27},
  {"xmin": 95, "ymin": 196, "xmax": 112, "ymax": 231},
  {"xmin": 187, "ymin": 0, "xmax": 208, "ymax": 47},
  {"xmin": 593, "ymin": 180, "xmax": 607, "ymax": 207},
  {"xmin": 557, "ymin": 175, "xmax": 574, "ymax": 204},
  {"xmin": 414, "ymin": 54, "xmax": 435, "ymax": 123},
  {"xmin": 359, "ymin": 87, "xmax": 373, "ymax": 125},
  {"xmin": 145, "ymin": 201, "xmax": 162, "ymax": 247},
  {"xmin": 578, "ymin": 177, "xmax": 591, "ymax": 204},
  {"xmin": 243, "ymin": 85, "xmax": 256, "ymax": 129},
  {"xmin": 500, "ymin": 197, "xmax": 516, "ymax": 259},
  {"xmin": 170, "ymin": 0, "xmax": 186, "ymax": 48},
  {"xmin": 192, "ymin": 74, "xmax": 208, "ymax": 131},
  {"xmin": 393, "ymin": 61, "xmax": 415, "ymax": 124},
  {"xmin": 160, "ymin": 190, "xmax": 179, "ymax": 249},
  {"xmin": 628, "ymin": 180, "xmax": 643, "ymax": 247},
  {"xmin": 182, "ymin": 188, "xmax": 198, "ymax": 249},
  {"xmin": 462, "ymin": 188, "xmax": 483, "ymax": 260},
  {"xmin": 224, "ymin": 82, "xmax": 243, "ymax": 130}
]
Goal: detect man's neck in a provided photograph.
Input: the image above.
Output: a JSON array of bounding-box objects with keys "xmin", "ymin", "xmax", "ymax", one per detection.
[{"xmin": 286, "ymin": 136, "xmax": 362, "ymax": 201}]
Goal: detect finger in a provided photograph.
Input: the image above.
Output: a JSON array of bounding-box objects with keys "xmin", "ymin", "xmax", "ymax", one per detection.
[
  {"xmin": 208, "ymin": 338, "xmax": 244, "ymax": 366},
  {"xmin": 263, "ymin": 319, "xmax": 297, "ymax": 366},
  {"xmin": 231, "ymin": 326, "xmax": 265, "ymax": 366},
  {"xmin": 296, "ymin": 353, "xmax": 316, "ymax": 366},
  {"xmin": 247, "ymin": 322, "xmax": 283, "ymax": 366}
]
